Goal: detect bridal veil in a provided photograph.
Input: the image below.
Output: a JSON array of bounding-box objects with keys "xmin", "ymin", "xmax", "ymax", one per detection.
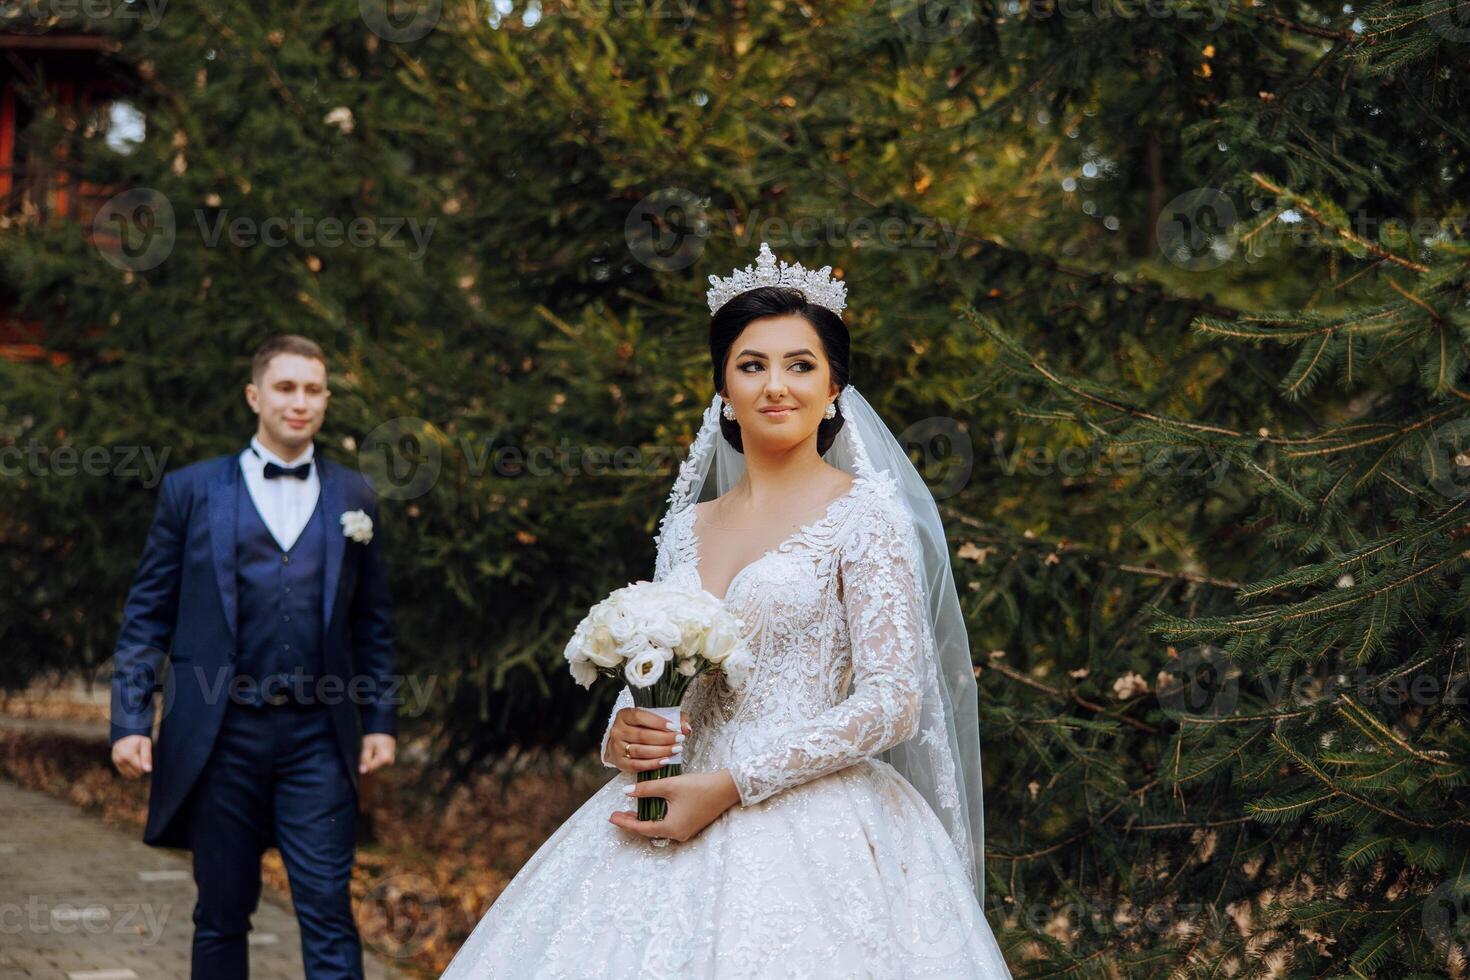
[{"xmin": 654, "ymin": 384, "xmax": 988, "ymax": 903}]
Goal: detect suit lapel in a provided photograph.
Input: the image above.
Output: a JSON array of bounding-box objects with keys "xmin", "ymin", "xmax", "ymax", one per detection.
[
  {"xmin": 207, "ymin": 457, "xmax": 240, "ymax": 644},
  {"xmin": 319, "ymin": 457, "xmax": 347, "ymax": 635}
]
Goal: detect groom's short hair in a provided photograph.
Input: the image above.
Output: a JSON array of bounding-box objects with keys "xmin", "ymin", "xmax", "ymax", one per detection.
[{"xmin": 252, "ymin": 335, "xmax": 327, "ymax": 383}]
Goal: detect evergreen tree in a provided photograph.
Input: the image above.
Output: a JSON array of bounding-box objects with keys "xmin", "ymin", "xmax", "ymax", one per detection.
[
  {"xmin": 943, "ymin": 0, "xmax": 1470, "ymax": 972},
  {"xmin": 1, "ymin": 0, "xmax": 1466, "ymax": 970}
]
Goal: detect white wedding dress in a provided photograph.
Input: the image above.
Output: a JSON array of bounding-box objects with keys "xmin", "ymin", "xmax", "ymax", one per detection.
[{"xmin": 440, "ymin": 470, "xmax": 1012, "ymax": 978}]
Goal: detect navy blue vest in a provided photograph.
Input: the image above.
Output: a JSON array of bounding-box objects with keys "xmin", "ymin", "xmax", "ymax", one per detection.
[{"xmin": 234, "ymin": 475, "xmax": 327, "ymax": 706}]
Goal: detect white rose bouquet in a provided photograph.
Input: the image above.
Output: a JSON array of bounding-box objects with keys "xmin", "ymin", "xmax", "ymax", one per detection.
[{"xmin": 564, "ymin": 579, "xmax": 753, "ymax": 822}]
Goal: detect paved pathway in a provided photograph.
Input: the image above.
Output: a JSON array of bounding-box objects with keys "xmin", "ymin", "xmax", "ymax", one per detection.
[{"xmin": 0, "ymin": 743, "xmax": 408, "ymax": 979}]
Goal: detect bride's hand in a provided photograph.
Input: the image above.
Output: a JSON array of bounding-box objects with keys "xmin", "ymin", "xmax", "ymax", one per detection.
[
  {"xmin": 609, "ymin": 770, "xmax": 741, "ymax": 843},
  {"xmin": 607, "ymin": 707, "xmax": 691, "ymax": 773}
]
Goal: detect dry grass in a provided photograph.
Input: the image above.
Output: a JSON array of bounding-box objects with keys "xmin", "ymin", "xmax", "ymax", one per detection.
[{"xmin": 0, "ymin": 678, "xmax": 111, "ymax": 723}]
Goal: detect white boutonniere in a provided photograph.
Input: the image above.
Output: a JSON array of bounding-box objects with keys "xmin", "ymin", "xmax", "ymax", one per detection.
[{"xmin": 340, "ymin": 509, "xmax": 373, "ymax": 544}]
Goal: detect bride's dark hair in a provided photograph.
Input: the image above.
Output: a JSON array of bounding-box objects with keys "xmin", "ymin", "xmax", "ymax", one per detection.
[{"xmin": 710, "ymin": 285, "xmax": 850, "ymax": 455}]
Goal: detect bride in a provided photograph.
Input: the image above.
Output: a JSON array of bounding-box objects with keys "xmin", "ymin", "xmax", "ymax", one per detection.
[{"xmin": 440, "ymin": 243, "xmax": 1012, "ymax": 978}]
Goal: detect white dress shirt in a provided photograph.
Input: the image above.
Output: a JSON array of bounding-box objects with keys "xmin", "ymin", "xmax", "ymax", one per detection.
[{"xmin": 238, "ymin": 434, "xmax": 321, "ymax": 551}]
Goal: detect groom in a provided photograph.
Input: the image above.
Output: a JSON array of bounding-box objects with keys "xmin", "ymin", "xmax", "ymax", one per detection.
[{"xmin": 108, "ymin": 334, "xmax": 399, "ymax": 979}]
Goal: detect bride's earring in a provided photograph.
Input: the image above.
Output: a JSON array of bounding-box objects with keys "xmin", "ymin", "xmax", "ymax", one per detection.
[
  {"xmin": 823, "ymin": 402, "xmax": 836, "ymax": 420},
  {"xmin": 722, "ymin": 400, "xmax": 737, "ymax": 422}
]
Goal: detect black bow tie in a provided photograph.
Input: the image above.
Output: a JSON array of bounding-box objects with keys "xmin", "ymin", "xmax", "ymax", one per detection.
[{"xmin": 263, "ymin": 460, "xmax": 312, "ymax": 480}]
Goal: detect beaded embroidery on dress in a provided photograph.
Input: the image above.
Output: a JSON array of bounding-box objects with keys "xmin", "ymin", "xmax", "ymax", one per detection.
[{"xmin": 438, "ymin": 394, "xmax": 1012, "ymax": 979}]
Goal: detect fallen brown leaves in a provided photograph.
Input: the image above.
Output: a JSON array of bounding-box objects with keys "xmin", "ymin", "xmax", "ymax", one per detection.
[{"xmin": 0, "ymin": 727, "xmax": 610, "ymax": 977}]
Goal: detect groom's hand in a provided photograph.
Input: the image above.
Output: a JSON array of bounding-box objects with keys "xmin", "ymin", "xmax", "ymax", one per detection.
[
  {"xmin": 111, "ymin": 735, "xmax": 153, "ymax": 779},
  {"xmin": 359, "ymin": 733, "xmax": 396, "ymax": 774}
]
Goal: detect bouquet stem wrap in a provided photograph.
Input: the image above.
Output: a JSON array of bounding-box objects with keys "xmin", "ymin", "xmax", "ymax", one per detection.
[
  {"xmin": 632, "ymin": 678, "xmax": 692, "ymax": 823},
  {"xmin": 564, "ymin": 579, "xmax": 753, "ymax": 830}
]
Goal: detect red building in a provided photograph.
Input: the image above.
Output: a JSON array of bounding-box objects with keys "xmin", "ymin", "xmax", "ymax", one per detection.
[{"xmin": 0, "ymin": 27, "xmax": 133, "ymax": 365}]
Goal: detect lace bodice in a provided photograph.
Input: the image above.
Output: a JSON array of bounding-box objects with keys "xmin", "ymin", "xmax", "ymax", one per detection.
[{"xmin": 599, "ymin": 471, "xmax": 929, "ymax": 808}]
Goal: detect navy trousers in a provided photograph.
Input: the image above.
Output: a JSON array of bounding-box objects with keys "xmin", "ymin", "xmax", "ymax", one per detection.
[{"xmin": 186, "ymin": 697, "xmax": 363, "ymax": 979}]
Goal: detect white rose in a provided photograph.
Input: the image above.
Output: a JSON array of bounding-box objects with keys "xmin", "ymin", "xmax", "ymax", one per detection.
[
  {"xmin": 624, "ymin": 645, "xmax": 669, "ymax": 688},
  {"xmin": 585, "ymin": 642, "xmax": 622, "ymax": 669},
  {"xmin": 563, "ymin": 622, "xmax": 589, "ymax": 663},
  {"xmin": 569, "ymin": 657, "xmax": 599, "ymax": 689},
  {"xmin": 676, "ymin": 656, "xmax": 698, "ymax": 677},
  {"xmin": 675, "ymin": 598, "xmax": 715, "ymax": 650},
  {"xmin": 604, "ymin": 602, "xmax": 640, "ymax": 646},
  {"xmin": 339, "ymin": 509, "xmax": 373, "ymax": 544},
  {"xmin": 721, "ymin": 645, "xmax": 754, "ymax": 688},
  {"xmin": 701, "ymin": 614, "xmax": 742, "ymax": 664},
  {"xmin": 583, "ymin": 625, "xmax": 622, "ymax": 667},
  {"xmin": 642, "ymin": 609, "xmax": 684, "ymax": 651}
]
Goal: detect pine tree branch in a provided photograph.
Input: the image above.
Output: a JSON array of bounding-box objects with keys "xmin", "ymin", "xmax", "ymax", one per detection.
[
  {"xmin": 1383, "ymin": 275, "xmax": 1445, "ymax": 322},
  {"xmin": 764, "ymin": 125, "xmax": 1248, "ymax": 321},
  {"xmin": 1192, "ymin": 307, "xmax": 1409, "ymax": 343},
  {"xmin": 1334, "ymin": 695, "xmax": 1455, "ymax": 767},
  {"xmin": 983, "ymin": 660, "xmax": 1160, "ymax": 735},
  {"xmin": 940, "ymin": 507, "xmax": 1244, "ymax": 589},
  {"xmin": 1357, "ymin": 2, "xmax": 1470, "ymax": 41},
  {"xmin": 1249, "ymin": 173, "xmax": 1429, "ymax": 273},
  {"xmin": 1229, "ymin": 4, "xmax": 1366, "ymax": 43},
  {"xmin": 1275, "ymin": 401, "xmax": 1464, "ymax": 456},
  {"xmin": 1133, "ymin": 815, "xmax": 1255, "ymax": 831},
  {"xmin": 975, "ymin": 306, "xmax": 1470, "ymax": 482},
  {"xmin": 987, "ymin": 796, "xmax": 1135, "ymax": 861},
  {"xmin": 1272, "ymin": 552, "xmax": 1468, "ymax": 626},
  {"xmin": 1269, "ymin": 732, "xmax": 1445, "ymax": 829},
  {"xmin": 969, "ymin": 309, "xmax": 1245, "ymax": 438}
]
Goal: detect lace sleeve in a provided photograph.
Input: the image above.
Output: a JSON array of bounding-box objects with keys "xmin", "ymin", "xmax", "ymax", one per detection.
[
  {"xmin": 599, "ymin": 686, "xmax": 634, "ymax": 768},
  {"xmin": 726, "ymin": 494, "xmax": 925, "ymax": 806}
]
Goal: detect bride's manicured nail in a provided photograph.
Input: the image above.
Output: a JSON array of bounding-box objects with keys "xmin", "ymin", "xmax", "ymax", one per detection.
[
  {"xmin": 674, "ymin": 734, "xmax": 685, "ymax": 744},
  {"xmin": 661, "ymin": 756, "xmax": 678, "ymax": 765},
  {"xmin": 665, "ymin": 722, "xmax": 679, "ymax": 732},
  {"xmin": 622, "ymin": 785, "xmax": 636, "ymax": 795}
]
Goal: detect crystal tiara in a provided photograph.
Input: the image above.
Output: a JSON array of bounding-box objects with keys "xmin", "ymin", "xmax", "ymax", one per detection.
[{"xmin": 705, "ymin": 241, "xmax": 848, "ymax": 317}]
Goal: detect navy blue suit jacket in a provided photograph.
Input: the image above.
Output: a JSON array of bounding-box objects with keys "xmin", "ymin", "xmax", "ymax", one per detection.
[{"xmin": 109, "ymin": 450, "xmax": 399, "ymax": 849}]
